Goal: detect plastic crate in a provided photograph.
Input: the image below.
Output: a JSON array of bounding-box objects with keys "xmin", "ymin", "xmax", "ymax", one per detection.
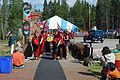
[{"xmin": 0, "ymin": 56, "xmax": 12, "ymax": 73}]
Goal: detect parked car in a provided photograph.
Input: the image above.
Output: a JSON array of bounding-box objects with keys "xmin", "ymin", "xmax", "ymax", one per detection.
[
  {"xmin": 83, "ymin": 30, "xmax": 104, "ymax": 43},
  {"xmin": 104, "ymin": 30, "xmax": 117, "ymax": 39}
]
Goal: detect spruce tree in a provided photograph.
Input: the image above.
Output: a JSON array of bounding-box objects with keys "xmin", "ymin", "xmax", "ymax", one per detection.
[{"xmin": 42, "ymin": 0, "xmax": 49, "ymax": 20}]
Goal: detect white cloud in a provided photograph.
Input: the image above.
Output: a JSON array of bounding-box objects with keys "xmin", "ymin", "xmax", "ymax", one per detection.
[{"xmin": 23, "ymin": 0, "xmax": 44, "ymax": 5}]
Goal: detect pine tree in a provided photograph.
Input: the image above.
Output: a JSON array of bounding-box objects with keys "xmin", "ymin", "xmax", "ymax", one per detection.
[
  {"xmin": 8, "ymin": 0, "xmax": 23, "ymax": 34},
  {"xmin": 1, "ymin": 0, "xmax": 9, "ymax": 39},
  {"xmin": 90, "ymin": 5, "xmax": 96, "ymax": 29},
  {"xmin": 55, "ymin": 0, "xmax": 62, "ymax": 17},
  {"xmin": 71, "ymin": 0, "xmax": 83, "ymax": 29},
  {"xmin": 48, "ymin": 0, "xmax": 54, "ymax": 18},
  {"xmin": 109, "ymin": 0, "xmax": 120, "ymax": 29},
  {"xmin": 52, "ymin": 0, "xmax": 57, "ymax": 16},
  {"xmin": 61, "ymin": 0, "xmax": 69, "ymax": 20},
  {"xmin": 42, "ymin": 0, "xmax": 49, "ymax": 20}
]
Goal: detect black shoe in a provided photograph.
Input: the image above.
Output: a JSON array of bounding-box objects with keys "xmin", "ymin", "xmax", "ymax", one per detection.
[{"xmin": 59, "ymin": 57, "xmax": 62, "ymax": 60}]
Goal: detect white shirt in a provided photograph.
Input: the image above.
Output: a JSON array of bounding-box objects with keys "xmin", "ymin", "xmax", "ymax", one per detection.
[
  {"xmin": 17, "ymin": 41, "xmax": 22, "ymax": 47},
  {"xmin": 100, "ymin": 53, "xmax": 115, "ymax": 66}
]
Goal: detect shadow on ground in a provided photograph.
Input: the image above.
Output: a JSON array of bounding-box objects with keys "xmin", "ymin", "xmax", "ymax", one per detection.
[
  {"xmin": 78, "ymin": 72, "xmax": 95, "ymax": 76},
  {"xmin": 88, "ymin": 70, "xmax": 101, "ymax": 79},
  {"xmin": 70, "ymin": 60, "xmax": 83, "ymax": 64}
]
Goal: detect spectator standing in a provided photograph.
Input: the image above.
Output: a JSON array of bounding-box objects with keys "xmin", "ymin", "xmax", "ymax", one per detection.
[
  {"xmin": 89, "ymin": 43, "xmax": 93, "ymax": 59},
  {"xmin": 9, "ymin": 34, "xmax": 16, "ymax": 54},
  {"xmin": 64, "ymin": 32, "xmax": 70, "ymax": 52}
]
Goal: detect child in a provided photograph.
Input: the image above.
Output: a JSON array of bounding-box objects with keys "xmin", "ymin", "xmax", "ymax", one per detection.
[
  {"xmin": 16, "ymin": 39, "xmax": 23, "ymax": 52},
  {"xmin": 107, "ymin": 62, "xmax": 120, "ymax": 80}
]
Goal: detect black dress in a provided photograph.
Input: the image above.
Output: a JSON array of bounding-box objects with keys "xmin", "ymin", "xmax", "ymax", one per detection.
[{"xmin": 23, "ymin": 42, "xmax": 33, "ymax": 59}]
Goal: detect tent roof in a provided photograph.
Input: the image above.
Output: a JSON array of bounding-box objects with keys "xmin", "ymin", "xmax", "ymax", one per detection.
[{"xmin": 45, "ymin": 15, "xmax": 79, "ymax": 32}]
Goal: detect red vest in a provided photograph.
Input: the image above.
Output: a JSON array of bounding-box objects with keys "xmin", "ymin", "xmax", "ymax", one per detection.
[{"xmin": 32, "ymin": 37, "xmax": 39, "ymax": 45}]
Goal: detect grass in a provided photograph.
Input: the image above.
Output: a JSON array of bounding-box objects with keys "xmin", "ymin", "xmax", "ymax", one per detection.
[
  {"xmin": 87, "ymin": 62, "xmax": 103, "ymax": 78},
  {"xmin": 0, "ymin": 40, "xmax": 8, "ymax": 44},
  {"xmin": 0, "ymin": 40, "xmax": 11, "ymax": 57}
]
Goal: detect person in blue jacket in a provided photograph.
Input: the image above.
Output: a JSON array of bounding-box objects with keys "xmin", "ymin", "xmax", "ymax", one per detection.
[{"xmin": 9, "ymin": 34, "xmax": 16, "ymax": 54}]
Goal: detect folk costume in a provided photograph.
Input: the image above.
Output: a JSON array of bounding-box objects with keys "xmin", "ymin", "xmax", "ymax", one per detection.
[
  {"xmin": 52, "ymin": 34, "xmax": 59, "ymax": 60},
  {"xmin": 58, "ymin": 33, "xmax": 66, "ymax": 59},
  {"xmin": 35, "ymin": 32, "xmax": 46, "ymax": 58},
  {"xmin": 32, "ymin": 34, "xmax": 40, "ymax": 59},
  {"xmin": 45, "ymin": 33, "xmax": 51, "ymax": 52}
]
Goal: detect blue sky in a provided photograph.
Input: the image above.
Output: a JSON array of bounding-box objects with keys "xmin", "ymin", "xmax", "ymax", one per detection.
[{"xmin": 23, "ymin": 0, "xmax": 97, "ymax": 10}]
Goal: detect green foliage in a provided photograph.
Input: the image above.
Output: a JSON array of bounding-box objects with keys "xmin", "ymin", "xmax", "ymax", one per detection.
[
  {"xmin": 0, "ymin": 0, "xmax": 23, "ymax": 40},
  {"xmin": 42, "ymin": 0, "xmax": 95, "ymax": 30},
  {"xmin": 1, "ymin": 0, "xmax": 120, "ymax": 40},
  {"xmin": 42, "ymin": 0, "xmax": 49, "ymax": 20},
  {"xmin": 88, "ymin": 62, "xmax": 102, "ymax": 78},
  {"xmin": 96, "ymin": 0, "xmax": 120, "ymax": 30},
  {"xmin": 42, "ymin": 0, "xmax": 120, "ymax": 31},
  {"xmin": 9, "ymin": 0, "xmax": 23, "ymax": 31},
  {"xmin": 60, "ymin": 0, "xmax": 69, "ymax": 20}
]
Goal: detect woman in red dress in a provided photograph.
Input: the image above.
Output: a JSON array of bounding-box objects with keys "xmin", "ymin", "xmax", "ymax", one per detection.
[
  {"xmin": 40, "ymin": 32, "xmax": 47, "ymax": 54},
  {"xmin": 35, "ymin": 31, "xmax": 47, "ymax": 59}
]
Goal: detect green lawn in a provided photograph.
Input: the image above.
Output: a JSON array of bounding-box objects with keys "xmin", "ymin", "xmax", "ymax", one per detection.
[
  {"xmin": 0, "ymin": 40, "xmax": 8, "ymax": 44},
  {"xmin": 87, "ymin": 62, "xmax": 103, "ymax": 78},
  {"xmin": 0, "ymin": 42, "xmax": 11, "ymax": 57}
]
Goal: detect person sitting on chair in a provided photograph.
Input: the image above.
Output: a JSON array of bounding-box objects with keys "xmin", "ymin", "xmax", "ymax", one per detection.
[{"xmin": 12, "ymin": 48, "xmax": 25, "ymax": 69}]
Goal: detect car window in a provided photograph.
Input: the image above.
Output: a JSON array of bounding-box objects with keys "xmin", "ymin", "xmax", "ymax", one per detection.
[
  {"xmin": 89, "ymin": 31, "xmax": 94, "ymax": 35},
  {"xmin": 96, "ymin": 31, "xmax": 103, "ymax": 34}
]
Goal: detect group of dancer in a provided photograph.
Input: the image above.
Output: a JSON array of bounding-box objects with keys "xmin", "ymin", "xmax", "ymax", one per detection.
[{"xmin": 32, "ymin": 29, "xmax": 73, "ymax": 60}]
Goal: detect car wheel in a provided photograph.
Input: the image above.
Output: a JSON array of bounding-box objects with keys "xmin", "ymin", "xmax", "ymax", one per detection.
[
  {"xmin": 91, "ymin": 40, "xmax": 94, "ymax": 43},
  {"xmin": 101, "ymin": 40, "xmax": 104, "ymax": 43},
  {"xmin": 84, "ymin": 39, "xmax": 86, "ymax": 42}
]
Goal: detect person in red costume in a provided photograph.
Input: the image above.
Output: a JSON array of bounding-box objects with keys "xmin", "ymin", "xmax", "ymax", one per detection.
[
  {"xmin": 35, "ymin": 31, "xmax": 46, "ymax": 59},
  {"xmin": 32, "ymin": 32, "xmax": 40, "ymax": 59},
  {"xmin": 44, "ymin": 31, "xmax": 51, "ymax": 52},
  {"xmin": 58, "ymin": 32, "xmax": 66, "ymax": 59},
  {"xmin": 52, "ymin": 31, "xmax": 59, "ymax": 60},
  {"xmin": 40, "ymin": 31, "xmax": 47, "ymax": 54}
]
